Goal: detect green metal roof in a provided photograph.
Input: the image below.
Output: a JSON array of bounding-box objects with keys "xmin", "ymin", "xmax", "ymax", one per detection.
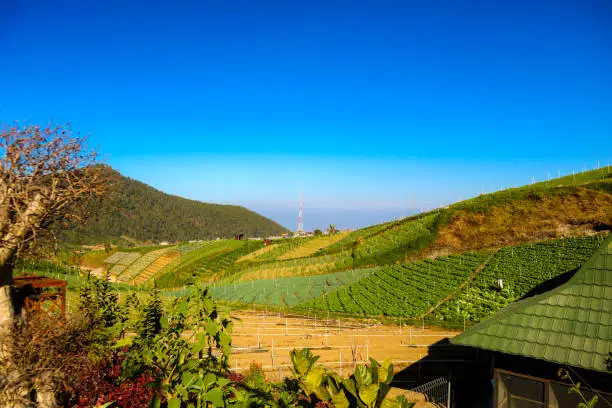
[{"xmin": 451, "ymin": 233, "xmax": 612, "ymax": 373}]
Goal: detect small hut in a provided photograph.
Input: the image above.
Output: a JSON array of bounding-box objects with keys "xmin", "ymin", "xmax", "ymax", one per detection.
[{"xmin": 451, "ymin": 234, "xmax": 612, "ymax": 407}]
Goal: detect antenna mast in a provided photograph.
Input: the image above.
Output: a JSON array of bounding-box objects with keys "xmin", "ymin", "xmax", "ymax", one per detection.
[{"xmin": 297, "ymin": 191, "xmax": 304, "ymax": 234}]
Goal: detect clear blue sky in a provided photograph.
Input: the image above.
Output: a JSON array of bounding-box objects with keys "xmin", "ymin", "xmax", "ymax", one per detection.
[{"xmin": 1, "ymin": 1, "xmax": 610, "ymax": 230}]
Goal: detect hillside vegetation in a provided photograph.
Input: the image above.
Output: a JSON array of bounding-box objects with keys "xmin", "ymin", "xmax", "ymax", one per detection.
[{"xmin": 57, "ymin": 168, "xmax": 288, "ymax": 244}]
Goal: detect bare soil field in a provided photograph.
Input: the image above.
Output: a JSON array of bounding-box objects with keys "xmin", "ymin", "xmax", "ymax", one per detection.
[{"xmin": 228, "ymin": 311, "xmax": 462, "ymax": 384}]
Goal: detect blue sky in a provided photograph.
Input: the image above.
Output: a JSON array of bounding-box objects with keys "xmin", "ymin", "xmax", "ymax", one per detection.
[{"xmin": 1, "ymin": 1, "xmax": 610, "ymax": 230}]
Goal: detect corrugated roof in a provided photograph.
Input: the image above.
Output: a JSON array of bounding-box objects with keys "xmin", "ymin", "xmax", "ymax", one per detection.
[{"xmin": 451, "ymin": 233, "xmax": 612, "ymax": 373}]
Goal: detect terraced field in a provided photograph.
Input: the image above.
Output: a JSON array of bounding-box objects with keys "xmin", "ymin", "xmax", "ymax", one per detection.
[
  {"xmin": 117, "ymin": 247, "xmax": 177, "ymax": 282},
  {"xmin": 277, "ymin": 232, "xmax": 349, "ymax": 260},
  {"xmin": 352, "ymin": 214, "xmax": 440, "ymax": 267},
  {"xmin": 210, "ymin": 268, "xmax": 376, "ymax": 306},
  {"xmin": 231, "ymin": 251, "xmax": 353, "ymax": 282},
  {"xmin": 299, "ymin": 252, "xmax": 487, "ymax": 317},
  {"xmin": 132, "ymin": 251, "xmax": 181, "ymax": 285},
  {"xmin": 431, "ymin": 234, "xmax": 607, "ymax": 322}
]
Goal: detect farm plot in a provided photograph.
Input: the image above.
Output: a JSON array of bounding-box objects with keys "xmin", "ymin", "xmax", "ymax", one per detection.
[
  {"xmin": 104, "ymin": 251, "xmax": 141, "ymax": 267},
  {"xmin": 277, "ymin": 232, "xmax": 350, "ymax": 260},
  {"xmin": 230, "ymin": 252, "xmax": 353, "ymax": 282},
  {"xmin": 210, "ymin": 268, "xmax": 376, "ymax": 306},
  {"xmin": 352, "ymin": 214, "xmax": 440, "ymax": 267},
  {"xmin": 237, "ymin": 237, "xmax": 315, "ymax": 263},
  {"xmin": 432, "ymin": 234, "xmax": 607, "ymax": 322},
  {"xmin": 154, "ymin": 240, "xmax": 264, "ymax": 288},
  {"xmin": 299, "ymin": 252, "xmax": 487, "ymax": 317},
  {"xmin": 228, "ymin": 311, "xmax": 463, "ymax": 382},
  {"xmin": 117, "ymin": 247, "xmax": 177, "ymax": 282}
]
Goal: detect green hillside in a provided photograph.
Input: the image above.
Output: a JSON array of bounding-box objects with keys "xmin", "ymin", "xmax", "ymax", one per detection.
[{"xmin": 57, "ymin": 168, "xmax": 288, "ymax": 244}]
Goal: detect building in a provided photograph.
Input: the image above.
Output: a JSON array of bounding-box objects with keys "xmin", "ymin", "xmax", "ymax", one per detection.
[{"xmin": 451, "ymin": 234, "xmax": 612, "ymax": 407}]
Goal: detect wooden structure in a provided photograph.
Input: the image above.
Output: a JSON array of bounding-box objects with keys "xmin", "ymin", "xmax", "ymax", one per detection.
[
  {"xmin": 13, "ymin": 275, "xmax": 67, "ymax": 319},
  {"xmin": 234, "ymin": 233, "xmax": 245, "ymax": 240}
]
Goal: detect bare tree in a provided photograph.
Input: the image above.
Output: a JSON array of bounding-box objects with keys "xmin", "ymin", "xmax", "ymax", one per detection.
[{"xmin": 0, "ymin": 123, "xmax": 107, "ymax": 328}]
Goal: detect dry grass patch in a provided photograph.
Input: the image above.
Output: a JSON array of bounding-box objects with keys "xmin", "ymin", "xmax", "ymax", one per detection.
[{"xmin": 435, "ymin": 188, "xmax": 611, "ymax": 251}]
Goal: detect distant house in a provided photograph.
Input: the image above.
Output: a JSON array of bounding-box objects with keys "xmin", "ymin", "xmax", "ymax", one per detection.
[
  {"xmin": 159, "ymin": 241, "xmax": 170, "ymax": 246},
  {"xmin": 451, "ymin": 234, "xmax": 612, "ymax": 407},
  {"xmin": 234, "ymin": 233, "xmax": 244, "ymax": 240}
]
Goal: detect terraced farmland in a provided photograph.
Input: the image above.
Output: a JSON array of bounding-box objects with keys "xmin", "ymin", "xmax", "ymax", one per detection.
[
  {"xmin": 432, "ymin": 234, "xmax": 607, "ymax": 322},
  {"xmin": 277, "ymin": 232, "xmax": 349, "ymax": 260},
  {"xmin": 230, "ymin": 251, "xmax": 353, "ymax": 282},
  {"xmin": 209, "ymin": 268, "xmax": 376, "ymax": 306},
  {"xmin": 352, "ymin": 213, "xmax": 441, "ymax": 267},
  {"xmin": 117, "ymin": 247, "xmax": 177, "ymax": 282},
  {"xmin": 131, "ymin": 251, "xmax": 180, "ymax": 285},
  {"xmin": 237, "ymin": 237, "xmax": 315, "ymax": 263},
  {"xmin": 299, "ymin": 252, "xmax": 487, "ymax": 317}
]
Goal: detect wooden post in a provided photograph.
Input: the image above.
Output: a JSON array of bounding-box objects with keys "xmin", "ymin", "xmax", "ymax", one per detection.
[{"xmin": 271, "ymin": 339, "xmax": 275, "ymax": 366}]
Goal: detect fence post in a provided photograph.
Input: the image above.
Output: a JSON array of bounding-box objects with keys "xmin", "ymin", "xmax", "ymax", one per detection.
[
  {"xmin": 271, "ymin": 339, "xmax": 275, "ymax": 366},
  {"xmin": 278, "ymin": 366, "xmax": 282, "ymax": 381},
  {"xmin": 422, "ymin": 318, "xmax": 424, "ymax": 330},
  {"xmin": 447, "ymin": 374, "xmax": 452, "ymax": 408}
]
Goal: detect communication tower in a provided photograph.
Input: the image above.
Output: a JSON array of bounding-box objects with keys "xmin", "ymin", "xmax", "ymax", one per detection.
[{"xmin": 297, "ymin": 192, "xmax": 304, "ymax": 234}]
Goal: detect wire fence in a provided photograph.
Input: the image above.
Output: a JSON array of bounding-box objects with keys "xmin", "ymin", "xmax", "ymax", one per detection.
[{"xmin": 410, "ymin": 376, "xmax": 451, "ymax": 407}]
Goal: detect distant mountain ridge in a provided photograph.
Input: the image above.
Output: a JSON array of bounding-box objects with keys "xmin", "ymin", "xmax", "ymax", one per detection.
[{"xmin": 58, "ymin": 168, "xmax": 289, "ymax": 244}]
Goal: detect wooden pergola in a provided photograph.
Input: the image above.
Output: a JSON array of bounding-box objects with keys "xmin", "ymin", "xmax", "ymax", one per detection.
[{"xmin": 13, "ymin": 275, "xmax": 67, "ymax": 319}]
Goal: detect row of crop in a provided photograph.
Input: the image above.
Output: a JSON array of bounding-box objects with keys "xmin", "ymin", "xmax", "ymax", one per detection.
[
  {"xmin": 116, "ymin": 247, "xmax": 176, "ymax": 282},
  {"xmin": 321, "ymin": 222, "xmax": 395, "ymax": 255},
  {"xmin": 351, "ymin": 214, "xmax": 441, "ymax": 267},
  {"xmin": 229, "ymin": 251, "xmax": 353, "ymax": 282},
  {"xmin": 432, "ymin": 234, "xmax": 607, "ymax": 322},
  {"xmin": 199, "ymin": 240, "xmax": 265, "ymax": 280},
  {"xmin": 209, "ymin": 268, "xmax": 377, "ymax": 306},
  {"xmin": 240, "ymin": 237, "xmax": 315, "ymax": 263},
  {"xmin": 153, "ymin": 240, "xmax": 236, "ymax": 287},
  {"xmin": 277, "ymin": 232, "xmax": 350, "ymax": 260},
  {"xmin": 298, "ymin": 252, "xmax": 487, "ymax": 317},
  {"xmin": 104, "ymin": 251, "xmax": 142, "ymax": 266}
]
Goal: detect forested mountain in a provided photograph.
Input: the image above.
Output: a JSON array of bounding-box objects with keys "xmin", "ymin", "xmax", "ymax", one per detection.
[{"xmin": 57, "ymin": 168, "xmax": 288, "ymax": 244}]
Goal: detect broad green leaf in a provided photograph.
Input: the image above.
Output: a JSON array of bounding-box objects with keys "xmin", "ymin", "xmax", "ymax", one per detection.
[
  {"xmin": 305, "ymin": 366, "xmax": 325, "ymax": 391},
  {"xmin": 342, "ymin": 378, "xmax": 358, "ymax": 398},
  {"xmin": 354, "ymin": 365, "xmax": 373, "ymax": 388},
  {"xmin": 205, "ymin": 388, "xmax": 225, "ymax": 407},
  {"xmin": 206, "ymin": 321, "xmax": 219, "ymax": 337},
  {"xmin": 168, "ymin": 398, "xmax": 181, "ymax": 408},
  {"xmin": 331, "ymin": 391, "xmax": 351, "ymax": 408},
  {"xmin": 359, "ymin": 383, "xmax": 380, "ymax": 407},
  {"xmin": 314, "ymin": 384, "xmax": 332, "ymax": 401}
]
